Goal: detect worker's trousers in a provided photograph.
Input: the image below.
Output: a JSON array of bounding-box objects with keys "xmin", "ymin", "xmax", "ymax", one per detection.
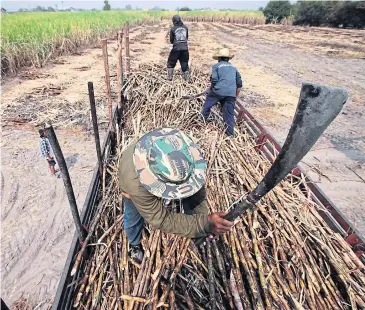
[
  {"xmin": 124, "ymin": 197, "xmax": 145, "ymax": 246},
  {"xmin": 167, "ymin": 49, "xmax": 189, "ymax": 72},
  {"xmin": 123, "ymin": 196, "xmax": 204, "ymax": 246},
  {"xmin": 201, "ymin": 94, "xmax": 236, "ymax": 136}
]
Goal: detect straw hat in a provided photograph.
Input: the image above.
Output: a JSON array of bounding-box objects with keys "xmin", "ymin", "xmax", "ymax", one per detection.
[
  {"xmin": 133, "ymin": 128, "xmax": 207, "ymax": 199},
  {"xmin": 213, "ymin": 48, "xmax": 234, "ymax": 60}
]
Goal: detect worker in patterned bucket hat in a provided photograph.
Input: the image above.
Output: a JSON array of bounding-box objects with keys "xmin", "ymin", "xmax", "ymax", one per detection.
[{"xmin": 119, "ymin": 128, "xmax": 233, "ymax": 263}]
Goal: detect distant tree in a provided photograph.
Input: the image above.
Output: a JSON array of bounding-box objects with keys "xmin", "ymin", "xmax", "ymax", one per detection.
[
  {"xmin": 18, "ymin": 8, "xmax": 24, "ymax": 12},
  {"xmin": 263, "ymin": 1, "xmax": 292, "ymax": 23},
  {"xmin": 258, "ymin": 6, "xmax": 264, "ymax": 12},
  {"xmin": 151, "ymin": 6, "xmax": 161, "ymax": 10},
  {"xmin": 47, "ymin": 6, "xmax": 55, "ymax": 12},
  {"xmin": 179, "ymin": 7, "xmax": 191, "ymax": 11},
  {"xmin": 103, "ymin": 0, "xmax": 111, "ymax": 11},
  {"xmin": 294, "ymin": 1, "xmax": 365, "ymax": 28},
  {"xmin": 294, "ymin": 1, "xmax": 337, "ymax": 26},
  {"xmin": 33, "ymin": 5, "xmax": 47, "ymax": 12},
  {"xmin": 125, "ymin": 4, "xmax": 132, "ymax": 10},
  {"xmin": 328, "ymin": 1, "xmax": 365, "ymax": 28},
  {"xmin": 1, "ymin": 7, "xmax": 7, "ymax": 13}
]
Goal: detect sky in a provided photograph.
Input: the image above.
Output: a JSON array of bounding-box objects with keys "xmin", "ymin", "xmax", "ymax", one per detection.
[{"xmin": 2, "ymin": 1, "xmax": 269, "ymax": 12}]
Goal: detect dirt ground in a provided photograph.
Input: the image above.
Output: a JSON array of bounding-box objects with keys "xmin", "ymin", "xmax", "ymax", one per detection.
[{"xmin": 1, "ymin": 21, "xmax": 365, "ymax": 308}]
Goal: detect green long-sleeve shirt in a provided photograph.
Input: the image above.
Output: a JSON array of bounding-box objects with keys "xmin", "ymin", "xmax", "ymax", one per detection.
[{"xmin": 119, "ymin": 143, "xmax": 210, "ymax": 239}]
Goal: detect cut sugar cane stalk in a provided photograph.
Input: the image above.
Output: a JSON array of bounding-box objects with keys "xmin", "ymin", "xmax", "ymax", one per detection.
[{"xmin": 71, "ymin": 63, "xmax": 365, "ymax": 310}]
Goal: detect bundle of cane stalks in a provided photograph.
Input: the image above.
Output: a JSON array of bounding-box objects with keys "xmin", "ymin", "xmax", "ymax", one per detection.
[{"xmin": 72, "ymin": 63, "xmax": 365, "ymax": 310}]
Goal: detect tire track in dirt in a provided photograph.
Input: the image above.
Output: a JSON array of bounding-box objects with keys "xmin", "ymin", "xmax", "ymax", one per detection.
[
  {"xmin": 1, "ymin": 135, "xmax": 87, "ymax": 306},
  {"xmin": 1, "ymin": 174, "xmax": 19, "ymax": 222},
  {"xmin": 0, "ymin": 171, "xmax": 4, "ymax": 199}
]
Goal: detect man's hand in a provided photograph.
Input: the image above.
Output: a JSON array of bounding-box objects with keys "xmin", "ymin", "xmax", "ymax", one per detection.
[
  {"xmin": 236, "ymin": 87, "xmax": 241, "ymax": 97},
  {"xmin": 208, "ymin": 211, "xmax": 234, "ymax": 235}
]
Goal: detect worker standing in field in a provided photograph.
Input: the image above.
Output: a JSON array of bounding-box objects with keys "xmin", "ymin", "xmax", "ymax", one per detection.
[
  {"xmin": 201, "ymin": 48, "xmax": 242, "ymax": 136},
  {"xmin": 39, "ymin": 128, "xmax": 57, "ymax": 175},
  {"xmin": 167, "ymin": 15, "xmax": 190, "ymax": 81},
  {"xmin": 119, "ymin": 128, "xmax": 233, "ymax": 263}
]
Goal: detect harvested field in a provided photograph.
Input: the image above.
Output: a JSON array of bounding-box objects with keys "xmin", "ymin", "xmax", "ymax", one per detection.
[
  {"xmin": 71, "ymin": 64, "xmax": 365, "ymax": 309},
  {"xmin": 220, "ymin": 23, "xmax": 365, "ymax": 59},
  {"xmin": 2, "ymin": 87, "xmax": 109, "ymax": 128},
  {"xmin": 161, "ymin": 10, "xmax": 265, "ymax": 25}
]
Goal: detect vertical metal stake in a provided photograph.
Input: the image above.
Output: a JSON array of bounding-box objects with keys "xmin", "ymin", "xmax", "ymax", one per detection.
[
  {"xmin": 87, "ymin": 82, "xmax": 103, "ymax": 184},
  {"xmin": 45, "ymin": 125, "xmax": 85, "ymax": 242},
  {"xmin": 1, "ymin": 298, "xmax": 10, "ymax": 310}
]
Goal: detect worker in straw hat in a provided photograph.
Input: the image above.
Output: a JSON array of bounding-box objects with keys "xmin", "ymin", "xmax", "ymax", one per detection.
[
  {"xmin": 119, "ymin": 128, "xmax": 233, "ymax": 263},
  {"xmin": 201, "ymin": 47, "xmax": 243, "ymax": 136}
]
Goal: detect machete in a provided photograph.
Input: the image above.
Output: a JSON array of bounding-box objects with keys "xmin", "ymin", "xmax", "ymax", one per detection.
[
  {"xmin": 181, "ymin": 89, "xmax": 209, "ymax": 100},
  {"xmin": 224, "ymin": 82, "xmax": 348, "ymax": 222}
]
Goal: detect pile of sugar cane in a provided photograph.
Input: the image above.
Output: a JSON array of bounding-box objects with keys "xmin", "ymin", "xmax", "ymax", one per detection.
[{"xmin": 72, "ymin": 63, "xmax": 365, "ymax": 310}]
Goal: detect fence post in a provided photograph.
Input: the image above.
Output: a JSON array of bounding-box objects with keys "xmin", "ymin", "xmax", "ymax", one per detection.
[
  {"xmin": 44, "ymin": 125, "xmax": 86, "ymax": 243},
  {"xmin": 124, "ymin": 22, "xmax": 130, "ymax": 76},
  {"xmin": 117, "ymin": 30, "xmax": 124, "ymax": 118},
  {"xmin": 87, "ymin": 82, "xmax": 103, "ymax": 186},
  {"xmin": 100, "ymin": 39, "xmax": 114, "ymax": 135}
]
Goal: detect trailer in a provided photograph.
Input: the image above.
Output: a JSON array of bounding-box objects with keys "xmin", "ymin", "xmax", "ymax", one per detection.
[{"xmin": 51, "ymin": 82, "xmax": 365, "ymax": 309}]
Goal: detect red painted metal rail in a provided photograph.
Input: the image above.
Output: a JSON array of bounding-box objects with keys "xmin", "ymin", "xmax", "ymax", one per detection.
[{"xmin": 235, "ymin": 98, "xmax": 365, "ymax": 258}]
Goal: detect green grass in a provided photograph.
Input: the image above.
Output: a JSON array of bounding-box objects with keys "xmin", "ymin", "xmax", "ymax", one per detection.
[
  {"xmin": 2, "ymin": 11, "xmax": 160, "ymax": 45},
  {"xmin": 1, "ymin": 10, "xmax": 263, "ymax": 74},
  {"xmin": 1, "ymin": 11, "xmax": 161, "ymax": 74}
]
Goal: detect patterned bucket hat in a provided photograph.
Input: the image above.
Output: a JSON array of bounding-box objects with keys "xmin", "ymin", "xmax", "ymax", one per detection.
[{"xmin": 133, "ymin": 128, "xmax": 207, "ymax": 199}]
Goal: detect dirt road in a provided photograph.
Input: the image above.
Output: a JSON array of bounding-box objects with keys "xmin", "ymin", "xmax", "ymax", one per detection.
[{"xmin": 1, "ymin": 21, "xmax": 364, "ymax": 307}]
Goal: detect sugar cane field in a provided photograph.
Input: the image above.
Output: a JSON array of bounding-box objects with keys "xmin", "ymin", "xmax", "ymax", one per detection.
[{"xmin": 1, "ymin": 10, "xmax": 365, "ymax": 309}]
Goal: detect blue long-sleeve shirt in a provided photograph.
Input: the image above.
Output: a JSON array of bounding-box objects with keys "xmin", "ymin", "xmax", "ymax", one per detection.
[{"xmin": 210, "ymin": 61, "xmax": 243, "ymax": 97}]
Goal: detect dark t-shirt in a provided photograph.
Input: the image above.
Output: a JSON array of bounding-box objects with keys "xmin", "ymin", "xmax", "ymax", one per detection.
[{"xmin": 170, "ymin": 24, "xmax": 189, "ymax": 51}]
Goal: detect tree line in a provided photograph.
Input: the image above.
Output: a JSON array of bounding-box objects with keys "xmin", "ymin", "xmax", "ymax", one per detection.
[{"xmin": 263, "ymin": 1, "xmax": 365, "ymax": 28}]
